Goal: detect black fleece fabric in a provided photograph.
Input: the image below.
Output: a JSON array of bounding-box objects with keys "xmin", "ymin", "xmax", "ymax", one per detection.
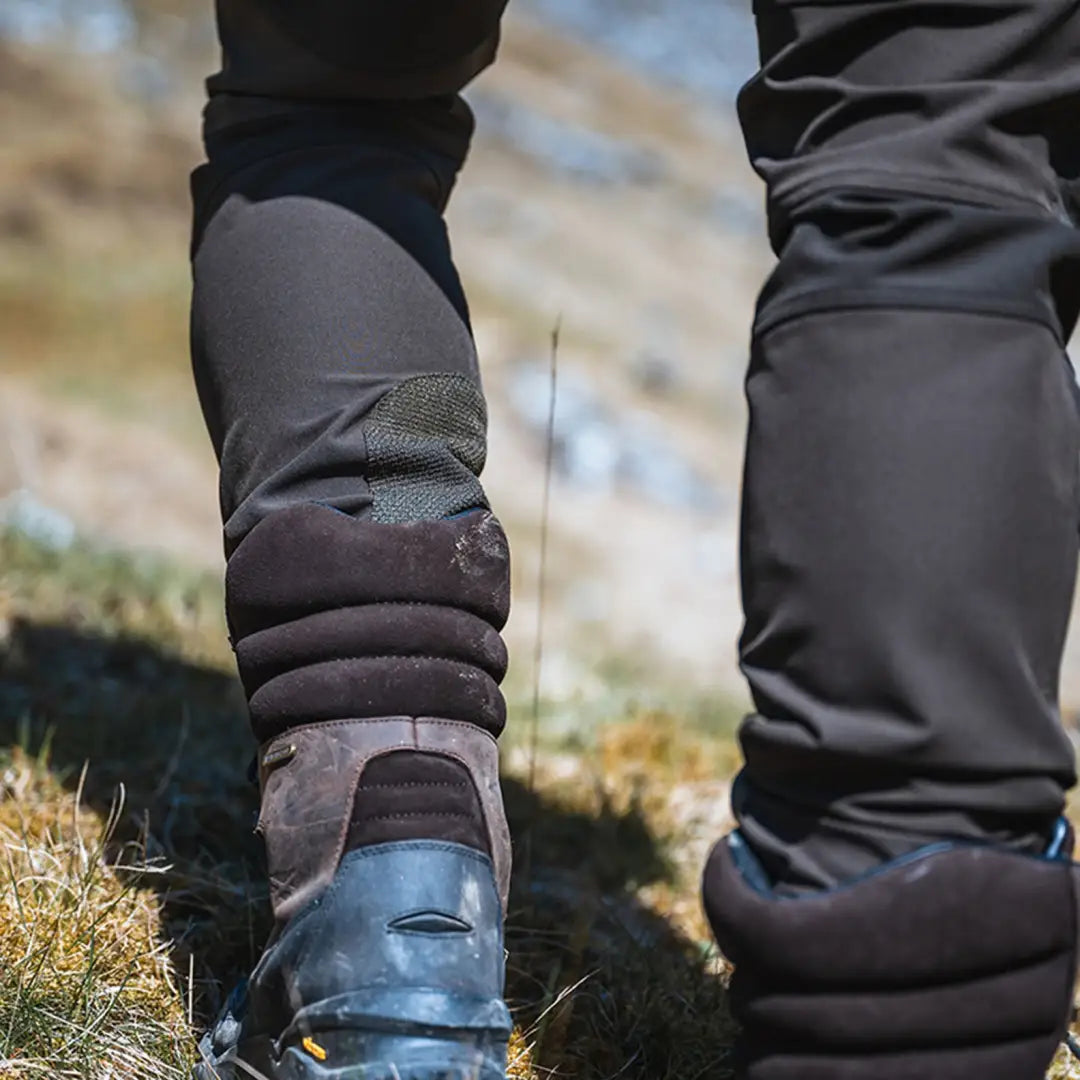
[
  {"xmin": 348, "ymin": 751, "xmax": 491, "ymax": 855},
  {"xmin": 226, "ymin": 504, "xmax": 511, "ymax": 742},
  {"xmin": 704, "ymin": 834, "xmax": 1079, "ymax": 1080}
]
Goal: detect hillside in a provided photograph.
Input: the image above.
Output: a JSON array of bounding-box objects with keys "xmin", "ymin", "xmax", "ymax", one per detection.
[
  {"xmin": 0, "ymin": 523, "xmax": 742, "ymax": 1077},
  {"xmin": 0, "ymin": 4, "xmax": 768, "ymax": 717},
  {"xmin": 3, "ymin": 4, "xmax": 1080, "ymax": 1078}
]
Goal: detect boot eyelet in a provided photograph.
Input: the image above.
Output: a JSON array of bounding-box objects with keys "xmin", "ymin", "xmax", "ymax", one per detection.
[{"xmin": 262, "ymin": 743, "xmax": 297, "ymax": 769}]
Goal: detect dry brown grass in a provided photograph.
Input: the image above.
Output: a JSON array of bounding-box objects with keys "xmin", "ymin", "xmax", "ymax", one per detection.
[
  {"xmin": 0, "ymin": 525, "xmax": 740, "ymax": 1079},
  {"xmin": 0, "ymin": 750, "xmax": 190, "ymax": 1079},
  {"xmin": 3, "ymin": 514, "xmax": 1080, "ymax": 1079}
]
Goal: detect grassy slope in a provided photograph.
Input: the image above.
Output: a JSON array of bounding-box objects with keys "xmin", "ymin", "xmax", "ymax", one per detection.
[
  {"xmin": 3, "ymin": 527, "xmax": 1079, "ymax": 1079},
  {"xmin": 0, "ymin": 29, "xmax": 743, "ymax": 1079},
  {"xmin": 3, "ymin": 22, "xmax": 1080, "ymax": 1080},
  {"xmin": 0, "ymin": 526, "xmax": 746, "ymax": 1078}
]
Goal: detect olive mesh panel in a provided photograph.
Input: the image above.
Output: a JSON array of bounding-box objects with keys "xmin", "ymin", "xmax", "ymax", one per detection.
[{"xmin": 364, "ymin": 373, "xmax": 488, "ymax": 523}]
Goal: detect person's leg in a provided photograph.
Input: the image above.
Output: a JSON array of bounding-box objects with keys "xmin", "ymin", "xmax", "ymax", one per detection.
[
  {"xmin": 705, "ymin": 1, "xmax": 1080, "ymax": 1076},
  {"xmin": 189, "ymin": 4, "xmax": 512, "ymax": 1078}
]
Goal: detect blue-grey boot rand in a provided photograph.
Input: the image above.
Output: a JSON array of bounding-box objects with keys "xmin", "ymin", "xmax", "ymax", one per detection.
[
  {"xmin": 194, "ymin": 719, "xmax": 513, "ymax": 1080},
  {"xmin": 195, "ymin": 841, "xmax": 510, "ymax": 1080}
]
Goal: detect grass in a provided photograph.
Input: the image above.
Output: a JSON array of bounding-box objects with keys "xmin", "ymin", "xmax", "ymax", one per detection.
[
  {"xmin": 0, "ymin": 525, "xmax": 742, "ymax": 1078},
  {"xmin": 3, "ymin": 524, "xmax": 1080, "ymax": 1080},
  {"xmin": 4, "ymin": 523, "xmax": 1080, "ymax": 1079},
  {"xmin": 0, "ymin": 752, "xmax": 190, "ymax": 1079}
]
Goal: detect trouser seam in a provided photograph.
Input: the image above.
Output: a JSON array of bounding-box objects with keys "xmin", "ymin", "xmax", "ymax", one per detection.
[
  {"xmin": 769, "ymin": 166, "xmax": 1068, "ymax": 225},
  {"xmin": 753, "ymin": 285, "xmax": 1065, "ymax": 347}
]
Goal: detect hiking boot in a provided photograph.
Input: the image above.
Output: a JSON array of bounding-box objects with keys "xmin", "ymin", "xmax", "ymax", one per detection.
[{"xmin": 194, "ymin": 507, "xmax": 513, "ymax": 1080}]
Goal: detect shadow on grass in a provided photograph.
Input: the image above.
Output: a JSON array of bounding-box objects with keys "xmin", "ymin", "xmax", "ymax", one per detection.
[{"xmin": 0, "ymin": 615, "xmax": 736, "ymax": 1079}]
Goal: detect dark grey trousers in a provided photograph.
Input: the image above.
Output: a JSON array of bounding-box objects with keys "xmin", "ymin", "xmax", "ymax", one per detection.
[{"xmin": 190, "ymin": 0, "xmax": 1080, "ymax": 892}]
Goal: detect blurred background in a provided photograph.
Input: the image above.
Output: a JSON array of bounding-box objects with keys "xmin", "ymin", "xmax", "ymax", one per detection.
[
  {"xmin": 0, "ymin": 0, "xmax": 774, "ymax": 727},
  {"xmin": 6, "ymin": 0, "xmax": 1080, "ymax": 736}
]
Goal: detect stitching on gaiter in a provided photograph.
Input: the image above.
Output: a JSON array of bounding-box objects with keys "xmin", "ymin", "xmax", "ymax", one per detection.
[
  {"xmin": 362, "ymin": 780, "xmax": 470, "ymax": 790},
  {"xmin": 236, "ymin": 598, "xmax": 503, "ymax": 631},
  {"xmin": 276, "ymin": 654, "xmax": 501, "ymax": 669},
  {"xmin": 251, "ymin": 656, "xmax": 506, "ymax": 691},
  {"xmin": 237, "ymin": 599, "xmax": 500, "ymax": 627}
]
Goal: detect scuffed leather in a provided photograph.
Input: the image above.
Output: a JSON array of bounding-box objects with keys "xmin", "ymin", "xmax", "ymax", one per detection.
[{"xmin": 259, "ymin": 716, "xmax": 511, "ymax": 924}]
